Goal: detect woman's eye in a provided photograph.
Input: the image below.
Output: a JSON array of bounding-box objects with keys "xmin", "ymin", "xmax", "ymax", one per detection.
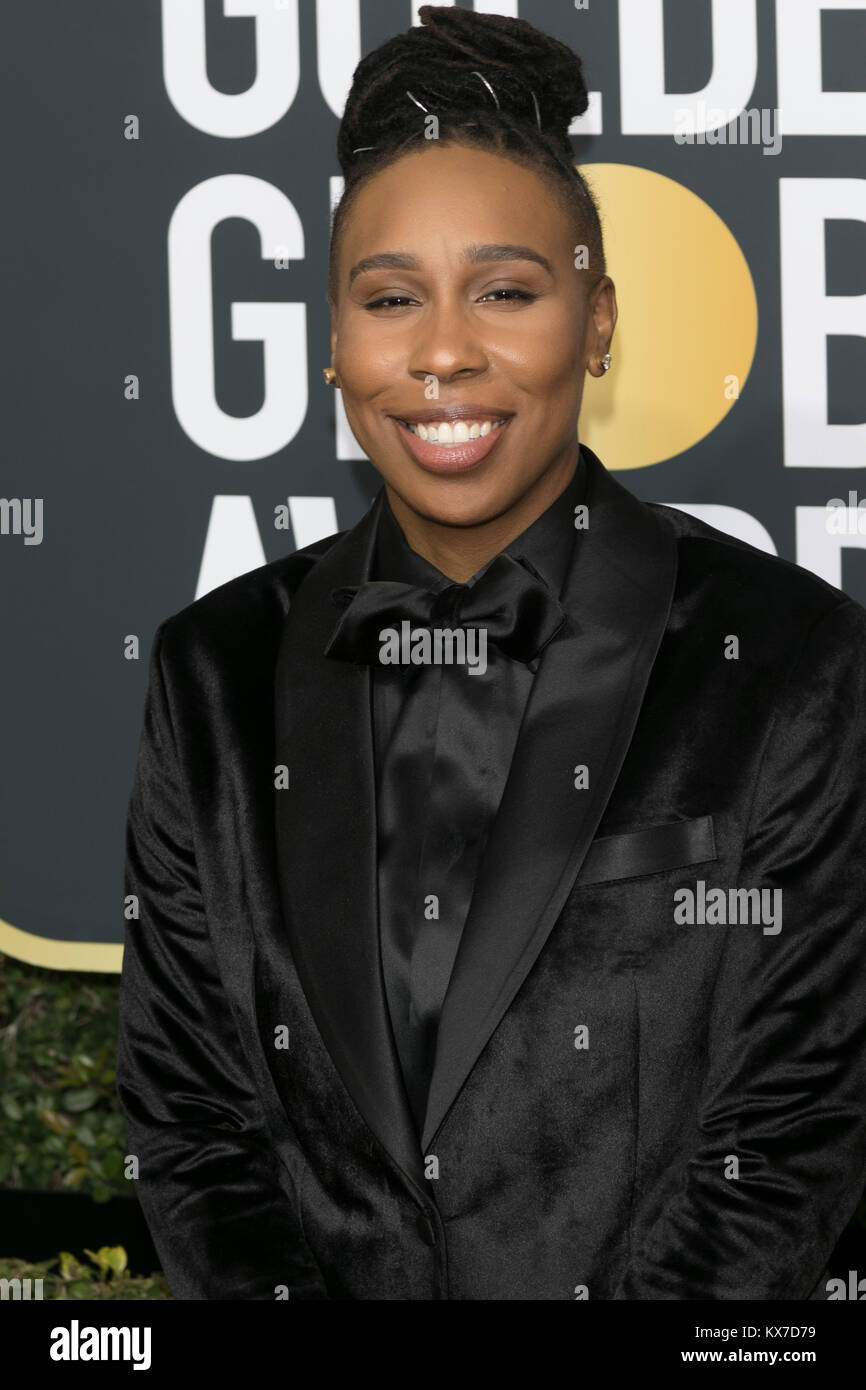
[
  {"xmin": 479, "ymin": 288, "xmax": 538, "ymax": 304},
  {"xmin": 365, "ymin": 296, "xmax": 417, "ymax": 310},
  {"xmin": 365, "ymin": 288, "xmax": 537, "ymax": 311}
]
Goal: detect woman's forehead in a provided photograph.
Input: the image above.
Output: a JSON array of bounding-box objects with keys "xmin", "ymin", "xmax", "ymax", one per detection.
[{"xmin": 339, "ymin": 146, "xmax": 573, "ymax": 265}]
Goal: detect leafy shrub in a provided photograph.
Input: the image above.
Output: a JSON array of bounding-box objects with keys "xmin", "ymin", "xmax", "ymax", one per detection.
[
  {"xmin": 0, "ymin": 952, "xmax": 128, "ymax": 1200},
  {"xmin": 0, "ymin": 1246, "xmax": 170, "ymax": 1300}
]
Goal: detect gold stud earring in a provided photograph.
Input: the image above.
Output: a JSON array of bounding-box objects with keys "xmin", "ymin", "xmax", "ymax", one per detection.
[{"xmin": 322, "ymin": 366, "xmax": 339, "ymax": 387}]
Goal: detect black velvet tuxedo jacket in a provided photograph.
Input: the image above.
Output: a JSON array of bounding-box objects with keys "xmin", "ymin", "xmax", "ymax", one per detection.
[{"xmin": 116, "ymin": 445, "xmax": 866, "ymax": 1301}]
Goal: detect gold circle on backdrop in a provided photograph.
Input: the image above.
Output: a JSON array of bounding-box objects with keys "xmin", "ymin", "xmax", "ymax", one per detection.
[{"xmin": 577, "ymin": 164, "xmax": 758, "ymax": 471}]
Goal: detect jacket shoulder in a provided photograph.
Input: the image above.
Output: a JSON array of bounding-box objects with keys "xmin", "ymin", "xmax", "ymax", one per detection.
[
  {"xmin": 155, "ymin": 530, "xmax": 344, "ymax": 669},
  {"xmin": 649, "ymin": 501, "xmax": 866, "ymax": 633}
]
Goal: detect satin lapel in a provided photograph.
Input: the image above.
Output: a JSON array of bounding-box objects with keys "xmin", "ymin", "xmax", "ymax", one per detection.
[
  {"xmin": 273, "ymin": 491, "xmax": 427, "ymax": 1191},
  {"xmin": 422, "ymin": 447, "xmax": 679, "ymax": 1150}
]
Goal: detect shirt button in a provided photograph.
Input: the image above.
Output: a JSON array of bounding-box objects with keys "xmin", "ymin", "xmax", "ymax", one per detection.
[{"xmin": 415, "ymin": 1213, "xmax": 437, "ymax": 1246}]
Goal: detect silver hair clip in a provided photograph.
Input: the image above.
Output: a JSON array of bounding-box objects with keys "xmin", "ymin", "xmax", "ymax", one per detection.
[
  {"xmin": 351, "ymin": 88, "xmax": 430, "ymax": 155},
  {"xmin": 469, "ymin": 71, "xmax": 540, "ymax": 130},
  {"xmin": 471, "ymin": 71, "xmax": 500, "ymax": 109},
  {"xmin": 352, "ymin": 74, "xmax": 541, "ymax": 158}
]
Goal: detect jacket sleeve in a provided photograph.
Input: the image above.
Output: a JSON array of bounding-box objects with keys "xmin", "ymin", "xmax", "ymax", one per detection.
[
  {"xmin": 615, "ymin": 597, "xmax": 866, "ymax": 1300},
  {"xmin": 116, "ymin": 619, "xmax": 329, "ymax": 1300}
]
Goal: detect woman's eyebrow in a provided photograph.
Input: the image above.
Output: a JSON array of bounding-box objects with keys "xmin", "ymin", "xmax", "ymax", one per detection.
[{"xmin": 348, "ymin": 243, "xmax": 554, "ymax": 287}]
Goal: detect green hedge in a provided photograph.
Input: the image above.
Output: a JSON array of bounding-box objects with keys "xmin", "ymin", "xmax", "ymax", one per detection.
[
  {"xmin": 0, "ymin": 952, "xmax": 129, "ymax": 1199},
  {"xmin": 0, "ymin": 1247, "xmax": 170, "ymax": 1300},
  {"xmin": 0, "ymin": 951, "xmax": 171, "ymax": 1298}
]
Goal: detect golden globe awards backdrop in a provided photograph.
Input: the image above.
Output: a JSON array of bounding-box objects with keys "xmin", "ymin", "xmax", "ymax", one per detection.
[{"xmin": 2, "ymin": 0, "xmax": 865, "ymax": 972}]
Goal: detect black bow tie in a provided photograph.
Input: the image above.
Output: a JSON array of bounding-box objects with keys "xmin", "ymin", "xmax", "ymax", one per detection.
[{"xmin": 324, "ymin": 553, "xmax": 568, "ymax": 667}]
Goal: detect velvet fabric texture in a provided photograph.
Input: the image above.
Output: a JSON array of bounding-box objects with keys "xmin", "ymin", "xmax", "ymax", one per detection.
[{"xmin": 116, "ymin": 445, "xmax": 866, "ymax": 1300}]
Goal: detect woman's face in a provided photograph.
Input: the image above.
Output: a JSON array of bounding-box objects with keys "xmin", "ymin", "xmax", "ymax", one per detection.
[{"xmin": 330, "ymin": 142, "xmax": 616, "ymax": 529}]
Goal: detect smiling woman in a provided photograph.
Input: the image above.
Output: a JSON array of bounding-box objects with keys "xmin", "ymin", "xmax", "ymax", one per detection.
[
  {"xmin": 326, "ymin": 7, "xmax": 614, "ymax": 576},
  {"xmin": 329, "ymin": 142, "xmax": 613, "ymax": 570},
  {"xmin": 117, "ymin": 3, "xmax": 866, "ymax": 1303}
]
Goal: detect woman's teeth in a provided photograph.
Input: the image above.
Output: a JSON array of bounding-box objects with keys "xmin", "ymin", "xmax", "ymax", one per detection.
[{"xmin": 404, "ymin": 418, "xmax": 507, "ymax": 446}]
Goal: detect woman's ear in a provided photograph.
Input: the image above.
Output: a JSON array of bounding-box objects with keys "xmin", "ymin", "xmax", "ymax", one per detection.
[{"xmin": 584, "ymin": 276, "xmax": 617, "ymax": 376}]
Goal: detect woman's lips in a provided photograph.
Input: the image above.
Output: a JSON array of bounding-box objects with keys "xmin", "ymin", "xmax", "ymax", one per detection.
[{"xmin": 390, "ymin": 416, "xmax": 511, "ymax": 474}]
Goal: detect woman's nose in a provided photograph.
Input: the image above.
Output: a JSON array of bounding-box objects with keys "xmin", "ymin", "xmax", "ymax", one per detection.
[{"xmin": 405, "ymin": 298, "xmax": 490, "ymax": 382}]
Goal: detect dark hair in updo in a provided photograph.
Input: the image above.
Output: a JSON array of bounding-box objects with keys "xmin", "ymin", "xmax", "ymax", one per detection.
[{"xmin": 328, "ymin": 4, "xmax": 605, "ymax": 300}]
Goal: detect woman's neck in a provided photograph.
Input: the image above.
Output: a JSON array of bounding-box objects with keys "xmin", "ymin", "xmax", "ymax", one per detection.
[{"xmin": 385, "ymin": 447, "xmax": 580, "ymax": 584}]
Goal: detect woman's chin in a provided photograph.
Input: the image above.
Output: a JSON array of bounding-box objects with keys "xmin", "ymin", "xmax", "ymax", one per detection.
[
  {"xmin": 375, "ymin": 457, "xmax": 527, "ymax": 524},
  {"xmin": 384, "ymin": 480, "xmax": 517, "ymax": 531}
]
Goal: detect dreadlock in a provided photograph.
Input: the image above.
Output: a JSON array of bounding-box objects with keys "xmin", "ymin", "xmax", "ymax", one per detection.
[{"xmin": 328, "ymin": 4, "xmax": 605, "ymax": 300}]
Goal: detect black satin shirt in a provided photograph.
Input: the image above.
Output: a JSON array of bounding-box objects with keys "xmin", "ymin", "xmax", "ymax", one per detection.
[{"xmin": 371, "ymin": 457, "xmax": 588, "ymax": 1135}]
